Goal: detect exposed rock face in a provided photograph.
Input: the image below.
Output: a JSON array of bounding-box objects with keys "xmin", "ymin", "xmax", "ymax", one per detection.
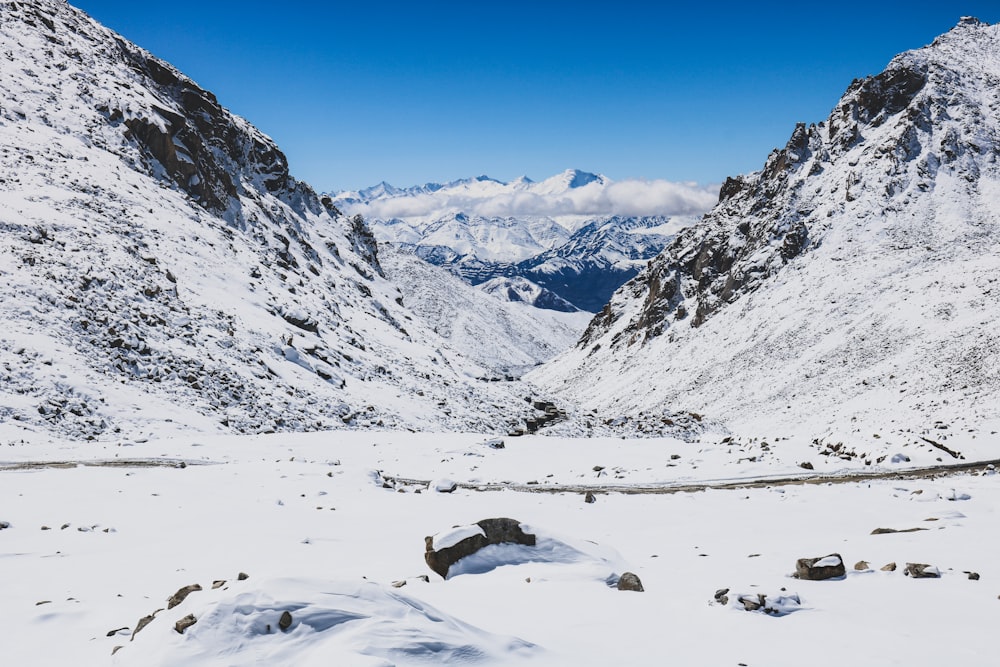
[
  {"xmin": 424, "ymin": 518, "xmax": 536, "ymax": 579},
  {"xmin": 174, "ymin": 614, "xmax": 197, "ymax": 634},
  {"xmin": 533, "ymin": 18, "xmax": 1000, "ymax": 435},
  {"xmin": 794, "ymin": 554, "xmax": 846, "ymax": 580}
]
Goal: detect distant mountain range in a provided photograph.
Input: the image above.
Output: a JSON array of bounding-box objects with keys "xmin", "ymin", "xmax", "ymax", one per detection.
[{"xmin": 332, "ymin": 170, "xmax": 713, "ymax": 311}]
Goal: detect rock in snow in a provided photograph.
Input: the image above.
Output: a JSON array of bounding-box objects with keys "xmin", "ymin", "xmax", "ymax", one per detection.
[{"xmin": 794, "ymin": 554, "xmax": 846, "ymax": 581}]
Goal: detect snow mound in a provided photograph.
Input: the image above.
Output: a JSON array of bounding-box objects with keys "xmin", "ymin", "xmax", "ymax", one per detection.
[
  {"xmin": 445, "ymin": 524, "xmax": 630, "ymax": 584},
  {"xmin": 116, "ymin": 578, "xmax": 536, "ymax": 666}
]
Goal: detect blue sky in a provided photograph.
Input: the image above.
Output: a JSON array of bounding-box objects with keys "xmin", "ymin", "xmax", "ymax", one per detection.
[{"xmin": 74, "ymin": 1, "xmax": 1000, "ymax": 191}]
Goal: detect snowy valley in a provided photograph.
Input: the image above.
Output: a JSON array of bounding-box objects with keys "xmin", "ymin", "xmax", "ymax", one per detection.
[{"xmin": 2, "ymin": 3, "xmax": 1000, "ymax": 666}]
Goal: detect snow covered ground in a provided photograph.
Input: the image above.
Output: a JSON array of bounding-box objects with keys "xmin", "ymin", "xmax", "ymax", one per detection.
[{"xmin": 2, "ymin": 430, "xmax": 998, "ymax": 666}]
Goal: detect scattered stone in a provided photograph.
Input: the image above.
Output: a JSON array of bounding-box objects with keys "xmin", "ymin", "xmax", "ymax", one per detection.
[
  {"xmin": 424, "ymin": 517, "xmax": 536, "ymax": 579},
  {"xmin": 881, "ymin": 562, "xmax": 897, "ymax": 572},
  {"xmin": 794, "ymin": 553, "xmax": 846, "ymax": 580},
  {"xmin": 482, "ymin": 438, "xmax": 505, "ymax": 449},
  {"xmin": 904, "ymin": 563, "xmax": 941, "ymax": 578},
  {"xmin": 0, "ymin": 521, "xmax": 10, "ymax": 530},
  {"xmin": 430, "ymin": 478, "xmax": 458, "ymax": 493},
  {"xmin": 237, "ymin": 572, "xmax": 249, "ymax": 581},
  {"xmin": 584, "ymin": 491, "xmax": 596, "ymax": 504},
  {"xmin": 966, "ymin": 571, "xmax": 981, "ymax": 581},
  {"xmin": 798, "ymin": 461, "xmax": 814, "ymax": 470},
  {"xmin": 417, "ymin": 575, "xmax": 429, "ymax": 583},
  {"xmin": 739, "ymin": 594, "xmax": 763, "ymax": 611},
  {"xmin": 174, "ymin": 614, "xmax": 197, "ymax": 634},
  {"xmin": 211, "ymin": 580, "xmax": 226, "ymax": 589},
  {"xmin": 60, "ymin": 523, "xmax": 70, "ymax": 530},
  {"xmin": 167, "ymin": 583, "xmax": 202, "ymax": 609},
  {"xmin": 714, "ymin": 588, "xmax": 730, "ymax": 605},
  {"xmin": 854, "ymin": 560, "xmax": 870, "ymax": 571},
  {"xmin": 40, "ymin": 526, "xmax": 50, "ymax": 530},
  {"xmin": 35, "ymin": 601, "xmax": 51, "ymax": 606},
  {"xmin": 112, "ymin": 646, "xmax": 123, "ymax": 656},
  {"xmin": 870, "ymin": 527, "xmax": 927, "ymax": 535},
  {"xmin": 106, "ymin": 626, "xmax": 129, "ymax": 637},
  {"xmin": 278, "ymin": 610, "xmax": 293, "ymax": 631},
  {"xmin": 592, "ymin": 465, "xmax": 605, "ymax": 472},
  {"xmin": 391, "ymin": 580, "xmax": 407, "ymax": 588},
  {"xmin": 617, "ymin": 572, "xmax": 644, "ymax": 592}
]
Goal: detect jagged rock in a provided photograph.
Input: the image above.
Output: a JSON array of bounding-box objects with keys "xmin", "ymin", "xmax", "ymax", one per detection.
[
  {"xmin": 424, "ymin": 518, "xmax": 536, "ymax": 579},
  {"xmin": 211, "ymin": 580, "xmax": 226, "ymax": 589},
  {"xmin": 798, "ymin": 462, "xmax": 814, "ymax": 470},
  {"xmin": 854, "ymin": 560, "xmax": 870, "ymax": 571},
  {"xmin": 617, "ymin": 572, "xmax": 644, "ymax": 592},
  {"xmin": 966, "ymin": 571, "xmax": 980, "ymax": 580},
  {"xmin": 174, "ymin": 614, "xmax": 197, "ymax": 634},
  {"xmin": 167, "ymin": 583, "xmax": 202, "ymax": 609},
  {"xmin": 131, "ymin": 609, "xmax": 163, "ymax": 641},
  {"xmin": 714, "ymin": 588, "xmax": 730, "ymax": 605},
  {"xmin": 794, "ymin": 553, "xmax": 845, "ymax": 580},
  {"xmin": 106, "ymin": 627, "xmax": 129, "ymax": 637},
  {"xmin": 881, "ymin": 562, "xmax": 897, "ymax": 572},
  {"xmin": 904, "ymin": 563, "xmax": 941, "ymax": 578},
  {"xmin": 237, "ymin": 572, "xmax": 250, "ymax": 581},
  {"xmin": 278, "ymin": 610, "xmax": 293, "ymax": 631},
  {"xmin": 871, "ymin": 527, "xmax": 927, "ymax": 535},
  {"xmin": 739, "ymin": 594, "xmax": 764, "ymax": 611},
  {"xmin": 584, "ymin": 491, "xmax": 597, "ymax": 504}
]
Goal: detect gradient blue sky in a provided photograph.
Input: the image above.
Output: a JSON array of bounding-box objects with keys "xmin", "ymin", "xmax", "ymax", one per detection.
[{"xmin": 73, "ymin": 1, "xmax": 1000, "ymax": 192}]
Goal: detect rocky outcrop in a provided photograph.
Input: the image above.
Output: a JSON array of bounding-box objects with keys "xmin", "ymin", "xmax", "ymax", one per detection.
[{"xmin": 424, "ymin": 518, "xmax": 536, "ymax": 579}]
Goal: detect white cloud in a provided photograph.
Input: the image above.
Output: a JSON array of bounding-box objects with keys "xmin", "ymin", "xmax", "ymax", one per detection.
[{"xmin": 344, "ymin": 177, "xmax": 719, "ymax": 222}]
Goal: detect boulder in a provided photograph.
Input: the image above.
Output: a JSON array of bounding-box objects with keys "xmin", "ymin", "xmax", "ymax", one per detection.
[
  {"xmin": 616, "ymin": 572, "xmax": 644, "ymax": 592},
  {"xmin": 584, "ymin": 491, "xmax": 597, "ymax": 504},
  {"xmin": 794, "ymin": 553, "xmax": 846, "ymax": 580},
  {"xmin": 424, "ymin": 518, "xmax": 536, "ymax": 579},
  {"xmin": 904, "ymin": 563, "xmax": 941, "ymax": 578},
  {"xmin": 881, "ymin": 562, "xmax": 897, "ymax": 572},
  {"xmin": 854, "ymin": 560, "xmax": 870, "ymax": 571},
  {"xmin": 174, "ymin": 614, "xmax": 197, "ymax": 634},
  {"xmin": 278, "ymin": 610, "xmax": 293, "ymax": 631}
]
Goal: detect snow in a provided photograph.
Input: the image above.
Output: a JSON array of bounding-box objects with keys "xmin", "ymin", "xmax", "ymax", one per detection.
[
  {"xmin": 432, "ymin": 524, "xmax": 487, "ymax": 550},
  {"xmin": 2, "ymin": 430, "xmax": 999, "ymax": 666}
]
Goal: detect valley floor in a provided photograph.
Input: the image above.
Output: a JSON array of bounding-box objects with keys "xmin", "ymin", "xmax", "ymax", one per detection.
[{"xmin": 1, "ymin": 430, "xmax": 998, "ymax": 666}]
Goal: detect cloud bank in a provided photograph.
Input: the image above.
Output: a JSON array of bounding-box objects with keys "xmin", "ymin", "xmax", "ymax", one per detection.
[{"xmin": 344, "ymin": 177, "xmax": 720, "ymax": 221}]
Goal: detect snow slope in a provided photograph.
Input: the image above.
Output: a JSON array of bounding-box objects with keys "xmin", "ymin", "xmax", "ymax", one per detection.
[
  {"xmin": 0, "ymin": 0, "xmax": 542, "ymax": 440},
  {"xmin": 380, "ymin": 247, "xmax": 591, "ymax": 376},
  {"xmin": 533, "ymin": 18, "xmax": 1000, "ymax": 451}
]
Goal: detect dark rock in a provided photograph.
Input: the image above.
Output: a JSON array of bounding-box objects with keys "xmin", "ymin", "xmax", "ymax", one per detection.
[
  {"xmin": 237, "ymin": 572, "xmax": 249, "ymax": 581},
  {"xmin": 424, "ymin": 517, "xmax": 536, "ymax": 579},
  {"xmin": 174, "ymin": 614, "xmax": 197, "ymax": 634},
  {"xmin": 966, "ymin": 571, "xmax": 980, "ymax": 580},
  {"xmin": 871, "ymin": 527, "xmax": 927, "ymax": 535},
  {"xmin": 739, "ymin": 594, "xmax": 764, "ymax": 611},
  {"xmin": 794, "ymin": 553, "xmax": 845, "ymax": 580},
  {"xmin": 714, "ymin": 588, "xmax": 730, "ymax": 602},
  {"xmin": 798, "ymin": 461, "xmax": 814, "ymax": 470},
  {"xmin": 0, "ymin": 521, "xmax": 10, "ymax": 529},
  {"xmin": 278, "ymin": 610, "xmax": 293, "ymax": 631},
  {"xmin": 584, "ymin": 491, "xmax": 597, "ymax": 504},
  {"xmin": 167, "ymin": 583, "xmax": 202, "ymax": 609},
  {"xmin": 212, "ymin": 580, "xmax": 226, "ymax": 589},
  {"xmin": 106, "ymin": 626, "xmax": 129, "ymax": 637},
  {"xmin": 617, "ymin": 572, "xmax": 644, "ymax": 592},
  {"xmin": 904, "ymin": 563, "xmax": 941, "ymax": 578}
]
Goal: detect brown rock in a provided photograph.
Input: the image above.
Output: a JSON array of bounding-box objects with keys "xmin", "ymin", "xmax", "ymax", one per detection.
[
  {"xmin": 584, "ymin": 491, "xmax": 596, "ymax": 504},
  {"xmin": 881, "ymin": 562, "xmax": 897, "ymax": 572},
  {"xmin": 278, "ymin": 610, "xmax": 293, "ymax": 631},
  {"xmin": 131, "ymin": 609, "xmax": 163, "ymax": 641},
  {"xmin": 871, "ymin": 527, "xmax": 927, "ymax": 535},
  {"xmin": 854, "ymin": 560, "xmax": 870, "ymax": 571},
  {"xmin": 174, "ymin": 614, "xmax": 197, "ymax": 634},
  {"xmin": 424, "ymin": 518, "xmax": 536, "ymax": 579},
  {"xmin": 617, "ymin": 572, "xmax": 644, "ymax": 592},
  {"xmin": 794, "ymin": 553, "xmax": 846, "ymax": 580},
  {"xmin": 167, "ymin": 583, "xmax": 202, "ymax": 609},
  {"xmin": 212, "ymin": 580, "xmax": 226, "ymax": 589}
]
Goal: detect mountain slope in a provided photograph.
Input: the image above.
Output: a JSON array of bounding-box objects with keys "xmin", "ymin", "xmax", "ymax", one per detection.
[
  {"xmin": 0, "ymin": 0, "xmax": 538, "ymax": 440},
  {"xmin": 532, "ymin": 18, "xmax": 1000, "ymax": 446}
]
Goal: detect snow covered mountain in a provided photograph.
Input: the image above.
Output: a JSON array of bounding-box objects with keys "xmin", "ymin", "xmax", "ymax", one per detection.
[
  {"xmin": 0, "ymin": 0, "xmax": 542, "ymax": 440},
  {"xmin": 533, "ymin": 18, "xmax": 1000, "ymax": 446},
  {"xmin": 335, "ymin": 171, "xmax": 712, "ymax": 311},
  {"xmin": 380, "ymin": 248, "xmax": 591, "ymax": 376}
]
